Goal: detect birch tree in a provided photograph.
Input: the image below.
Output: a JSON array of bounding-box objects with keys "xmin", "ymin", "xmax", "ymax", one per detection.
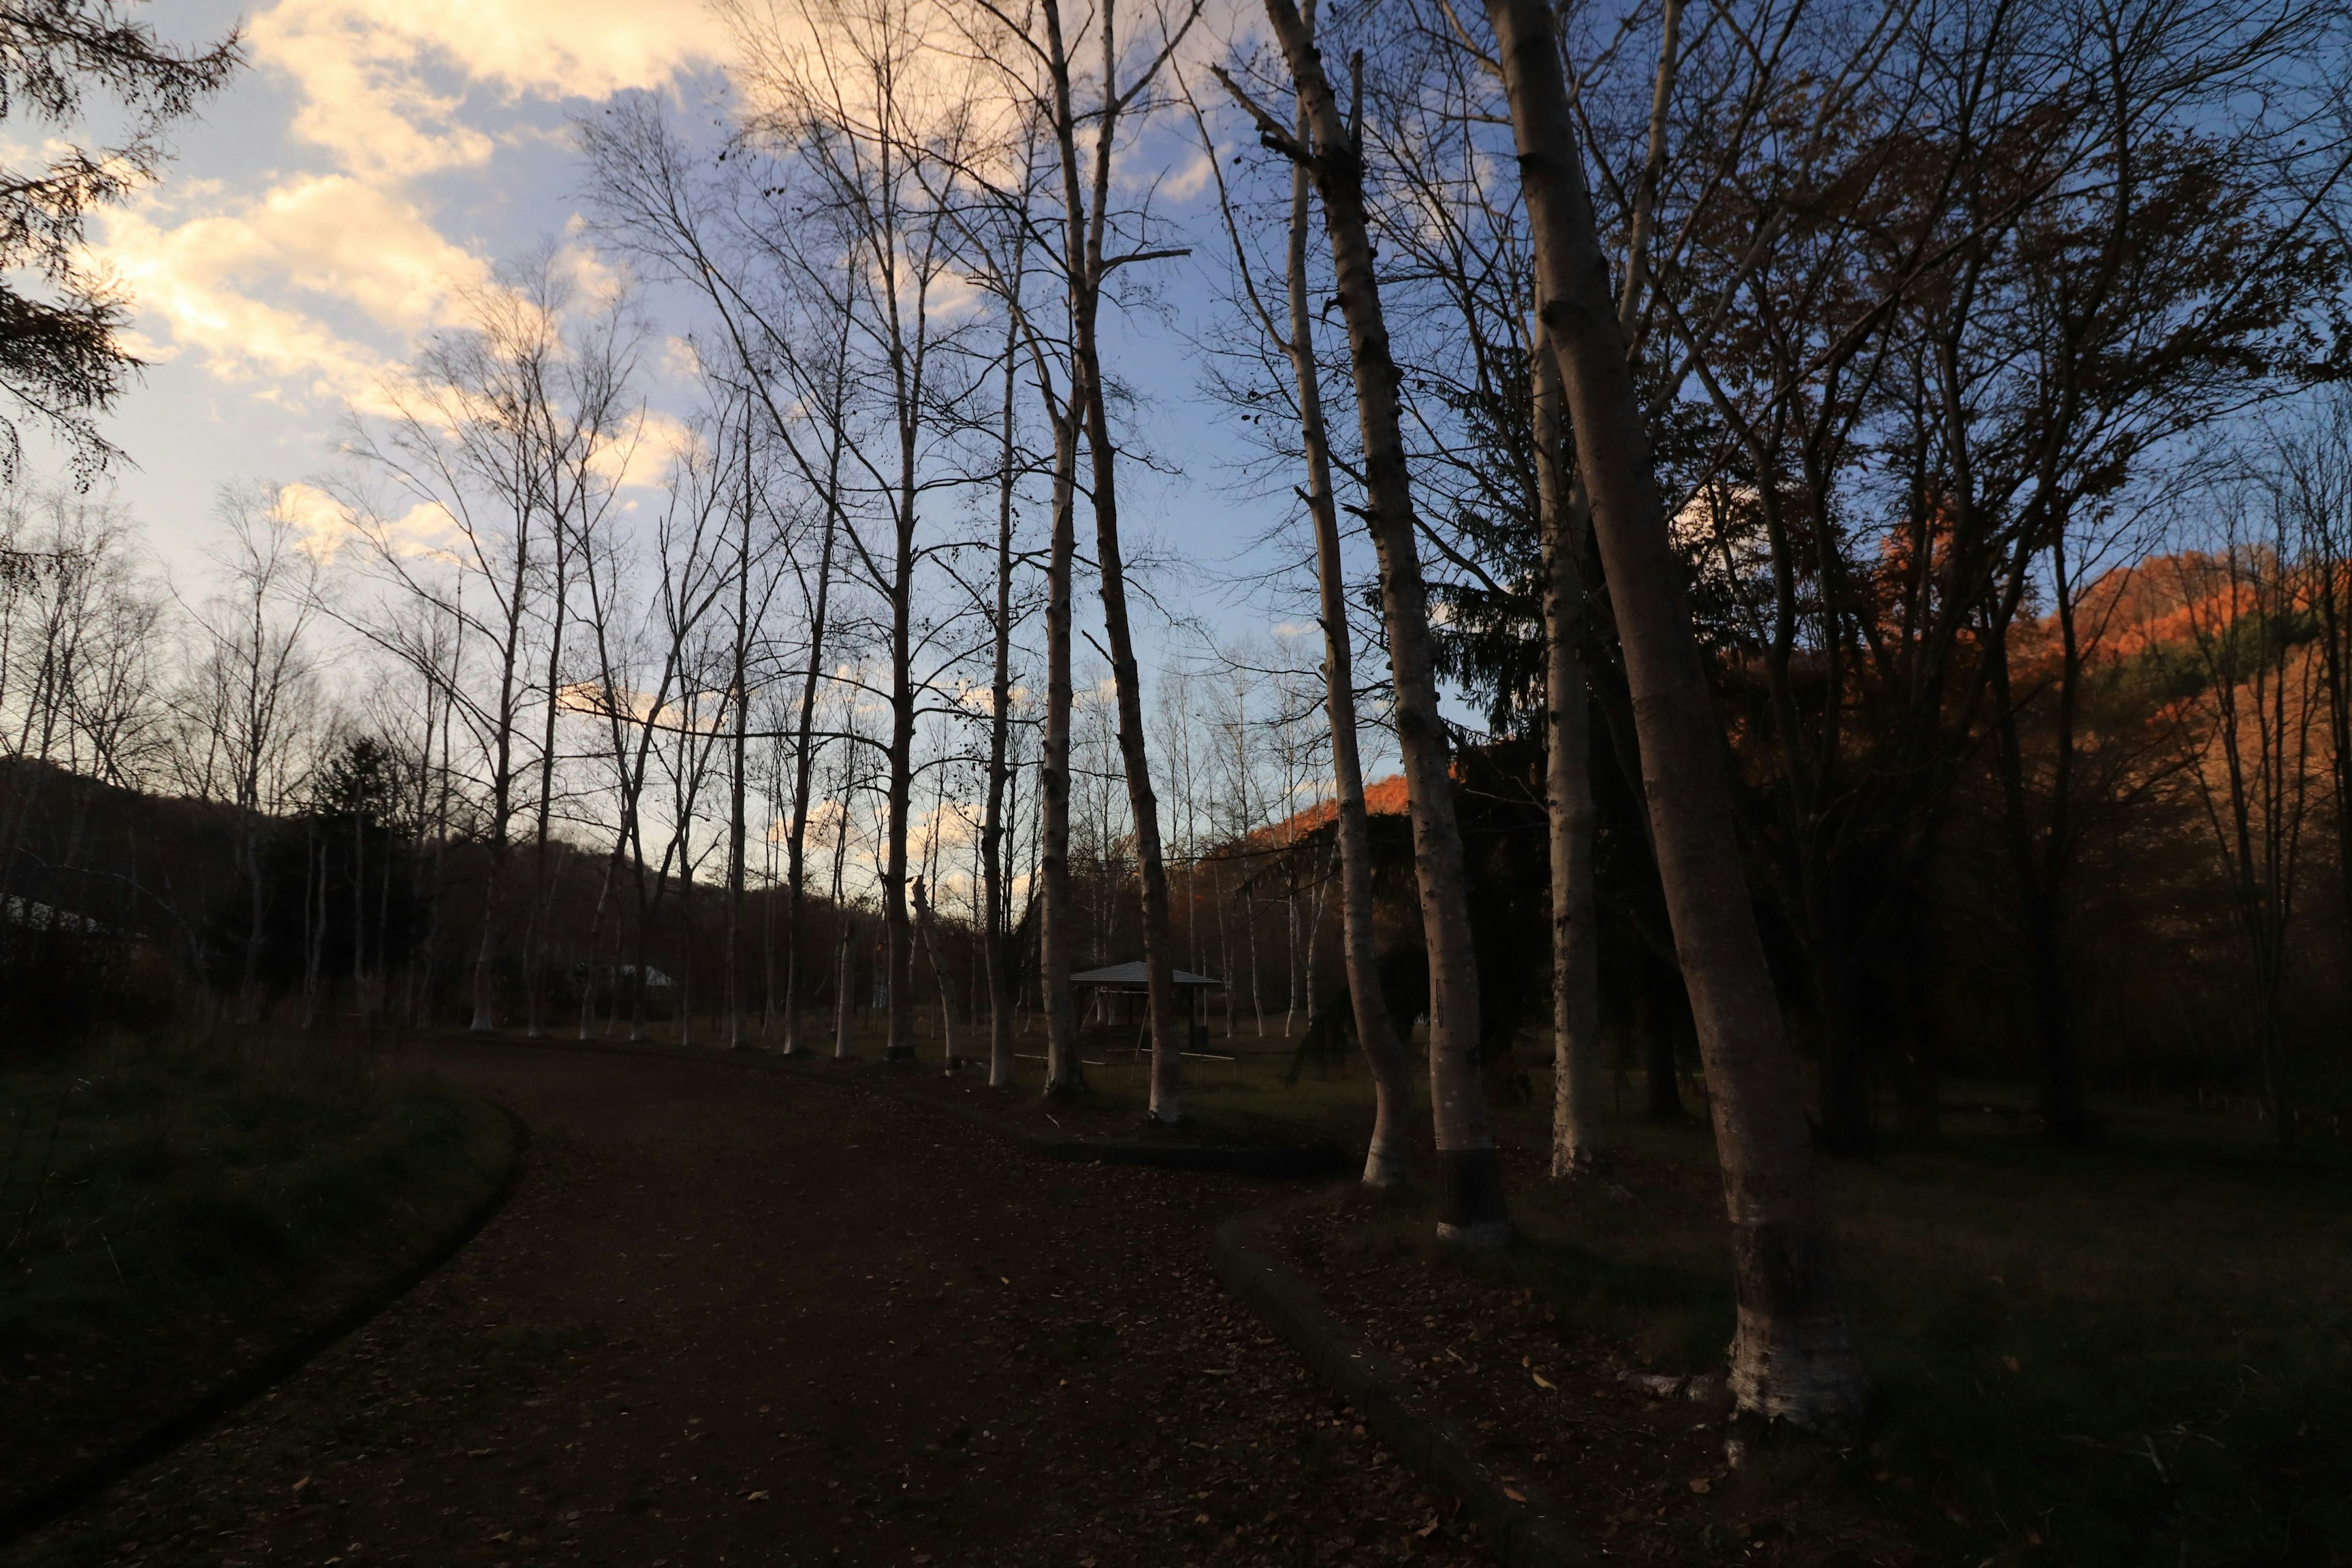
[
  {"xmin": 1479, "ymin": 0, "xmax": 1866, "ymax": 1422},
  {"xmin": 1219, "ymin": 0, "xmax": 1509, "ymax": 1241}
]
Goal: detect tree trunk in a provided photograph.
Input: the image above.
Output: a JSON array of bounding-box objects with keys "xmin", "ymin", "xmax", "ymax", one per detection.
[
  {"xmin": 1038, "ymin": 370, "xmax": 1084, "ymax": 1096},
  {"xmin": 1483, "ymin": 0, "xmax": 1866, "ymax": 1425},
  {"xmin": 726, "ymin": 424, "xmax": 755, "ymax": 1052},
  {"xmin": 915, "ymin": 875, "xmax": 962, "ymax": 1071},
  {"xmin": 983, "ymin": 301, "xmax": 1022, "ymax": 1090},
  {"xmin": 782, "ymin": 508, "xmax": 838, "ymax": 1057},
  {"xmin": 1035, "ymin": 0, "xmax": 1178, "ymax": 1115},
  {"xmin": 1077, "ymin": 344, "xmax": 1183, "ymax": 1121},
  {"xmin": 1281, "ymin": 109, "xmax": 1412, "ymax": 1186},
  {"xmin": 1243, "ymin": 1, "xmax": 1505, "ymax": 1242},
  {"xmin": 884, "ymin": 545, "xmax": 916, "ymax": 1064},
  {"xmin": 1533, "ymin": 338, "xmax": 1604, "ymax": 1178},
  {"xmin": 524, "ymin": 526, "xmax": 570, "ymax": 1041},
  {"xmin": 470, "ymin": 839, "xmax": 508, "ymax": 1033},
  {"xmin": 834, "ymin": 911, "xmax": 858, "ymax": 1059},
  {"xmin": 830, "ymin": 772, "xmax": 858, "ymax": 1060},
  {"xmin": 1988, "ymin": 624, "xmax": 2092, "ymax": 1143},
  {"xmin": 1635, "ymin": 983, "xmax": 1687, "ymax": 1120}
]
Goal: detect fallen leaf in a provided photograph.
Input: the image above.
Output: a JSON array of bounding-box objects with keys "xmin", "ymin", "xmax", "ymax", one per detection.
[
  {"xmin": 744, "ymin": 1490, "xmax": 769, "ymax": 1502},
  {"xmin": 1194, "ymin": 1512, "xmax": 1211, "ymax": 1525},
  {"xmin": 1531, "ymin": 1371, "xmax": 1556, "ymax": 1390},
  {"xmin": 292, "ymin": 1477, "xmax": 311, "ymax": 1494},
  {"xmin": 1503, "ymin": 1488, "xmax": 1526, "ymax": 1503},
  {"xmin": 1689, "ymin": 1478, "xmax": 1712, "ymax": 1494}
]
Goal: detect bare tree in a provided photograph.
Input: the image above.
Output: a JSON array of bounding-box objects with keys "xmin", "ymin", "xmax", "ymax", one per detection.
[
  {"xmin": 2280, "ymin": 395, "xmax": 2352, "ymax": 1066},
  {"xmin": 1480, "ymin": 0, "xmax": 1866, "ymax": 1421},
  {"xmin": 1219, "ymin": 0, "xmax": 1508, "ymax": 1242},
  {"xmin": 959, "ymin": 0, "xmax": 1204, "ymax": 1118},
  {"xmin": 168, "ymin": 484, "xmax": 325, "ymax": 1024},
  {"xmin": 344, "ymin": 271, "xmax": 584, "ymax": 1031},
  {"xmin": 722, "ymin": 0, "xmax": 995, "ymax": 1067},
  {"xmin": 2168, "ymin": 510, "xmax": 2320, "ymax": 1144}
]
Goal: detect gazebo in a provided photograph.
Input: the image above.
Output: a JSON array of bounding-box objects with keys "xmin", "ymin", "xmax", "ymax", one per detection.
[{"xmin": 1069, "ymin": 961, "xmax": 1221, "ymax": 1055}]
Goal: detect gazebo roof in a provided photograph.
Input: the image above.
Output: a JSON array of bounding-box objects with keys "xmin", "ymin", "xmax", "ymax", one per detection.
[{"xmin": 1069, "ymin": 960, "xmax": 1221, "ymax": 988}]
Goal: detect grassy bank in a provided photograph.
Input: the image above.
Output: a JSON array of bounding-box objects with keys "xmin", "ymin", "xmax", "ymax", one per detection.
[
  {"xmin": 1180, "ymin": 1045, "xmax": 2352, "ymax": 1566},
  {"xmin": 0, "ymin": 1039, "xmax": 511, "ymax": 1516},
  {"xmin": 559, "ymin": 1018, "xmax": 2352, "ymax": 1558}
]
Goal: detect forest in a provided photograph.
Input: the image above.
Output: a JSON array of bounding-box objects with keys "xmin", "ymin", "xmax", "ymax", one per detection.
[{"xmin": 5, "ymin": 0, "xmax": 2352, "ymax": 1555}]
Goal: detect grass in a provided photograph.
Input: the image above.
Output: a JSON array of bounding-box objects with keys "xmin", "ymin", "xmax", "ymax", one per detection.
[
  {"xmin": 0, "ymin": 1036, "xmax": 511, "ymax": 1510},
  {"xmin": 1462, "ymin": 1109, "xmax": 2352, "ymax": 1564}
]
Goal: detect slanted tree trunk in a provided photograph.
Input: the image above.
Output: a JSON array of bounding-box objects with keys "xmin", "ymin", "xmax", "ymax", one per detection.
[
  {"xmin": 1482, "ymin": 0, "xmax": 1866, "ymax": 1425},
  {"xmin": 781, "ymin": 494, "xmax": 839, "ymax": 1057},
  {"xmin": 1078, "ymin": 365, "xmax": 1183, "ymax": 1119},
  {"xmin": 1227, "ymin": 1, "xmax": 1506, "ymax": 1242},
  {"xmin": 1278, "ymin": 91, "xmax": 1411, "ymax": 1186},
  {"xmin": 1532, "ymin": 336, "xmax": 1604, "ymax": 1177}
]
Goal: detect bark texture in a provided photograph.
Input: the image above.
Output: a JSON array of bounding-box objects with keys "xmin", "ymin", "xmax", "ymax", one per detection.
[
  {"xmin": 1281, "ymin": 91, "xmax": 1412, "ymax": 1187},
  {"xmin": 1532, "ymin": 338, "xmax": 1604, "ymax": 1177},
  {"xmin": 1038, "ymin": 370, "xmax": 1084, "ymax": 1096},
  {"xmin": 1244, "ymin": 0, "xmax": 1506, "ymax": 1242},
  {"xmin": 1039, "ymin": 0, "xmax": 1185, "ymax": 1123},
  {"xmin": 1483, "ymin": 0, "xmax": 1865, "ymax": 1424}
]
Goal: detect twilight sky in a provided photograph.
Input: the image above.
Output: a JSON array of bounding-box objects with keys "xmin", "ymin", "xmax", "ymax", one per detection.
[{"xmin": 70, "ymin": 0, "xmax": 1310, "ymax": 657}]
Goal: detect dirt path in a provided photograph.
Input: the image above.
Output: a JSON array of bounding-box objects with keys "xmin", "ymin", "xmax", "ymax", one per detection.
[{"xmin": 9, "ymin": 1041, "xmax": 1496, "ymax": 1568}]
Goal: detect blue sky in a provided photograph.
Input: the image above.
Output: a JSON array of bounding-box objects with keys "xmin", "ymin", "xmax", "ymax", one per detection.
[{"xmin": 65, "ymin": 0, "xmax": 1324, "ymax": 667}]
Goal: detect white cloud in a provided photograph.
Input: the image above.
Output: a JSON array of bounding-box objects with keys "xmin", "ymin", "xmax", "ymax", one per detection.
[
  {"xmin": 275, "ymin": 480, "xmax": 355, "ymax": 557},
  {"xmin": 251, "ymin": 0, "xmax": 726, "ymax": 178},
  {"xmin": 97, "ymin": 175, "xmax": 487, "ymax": 414},
  {"xmin": 99, "ymin": 2, "xmax": 723, "ymax": 432},
  {"xmin": 1163, "ymin": 143, "xmax": 1218, "ymax": 204}
]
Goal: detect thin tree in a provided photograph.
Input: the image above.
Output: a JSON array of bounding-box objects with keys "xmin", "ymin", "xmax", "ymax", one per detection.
[{"xmin": 1218, "ymin": 3, "xmax": 1507, "ymax": 1241}]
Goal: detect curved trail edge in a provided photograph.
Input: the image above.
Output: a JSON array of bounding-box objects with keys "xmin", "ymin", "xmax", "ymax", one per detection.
[{"xmin": 0, "ymin": 1099, "xmax": 532, "ymax": 1551}]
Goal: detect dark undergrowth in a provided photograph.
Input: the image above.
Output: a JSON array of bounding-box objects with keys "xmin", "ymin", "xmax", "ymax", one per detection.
[
  {"xmin": 1336, "ymin": 1103, "xmax": 2352, "ymax": 1567},
  {"xmin": 0, "ymin": 1035, "xmax": 510, "ymax": 1516}
]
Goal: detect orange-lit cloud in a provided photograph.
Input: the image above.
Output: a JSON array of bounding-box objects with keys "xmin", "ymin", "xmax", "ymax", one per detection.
[{"xmin": 94, "ymin": 2, "xmax": 723, "ymax": 434}]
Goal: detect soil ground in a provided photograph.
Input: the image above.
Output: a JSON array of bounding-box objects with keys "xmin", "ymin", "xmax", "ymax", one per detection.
[{"xmin": 5, "ymin": 1039, "xmax": 1501, "ymax": 1568}]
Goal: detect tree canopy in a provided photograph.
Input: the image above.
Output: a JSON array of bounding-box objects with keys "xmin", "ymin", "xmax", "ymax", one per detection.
[{"xmin": 0, "ymin": 1, "xmax": 240, "ymax": 481}]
